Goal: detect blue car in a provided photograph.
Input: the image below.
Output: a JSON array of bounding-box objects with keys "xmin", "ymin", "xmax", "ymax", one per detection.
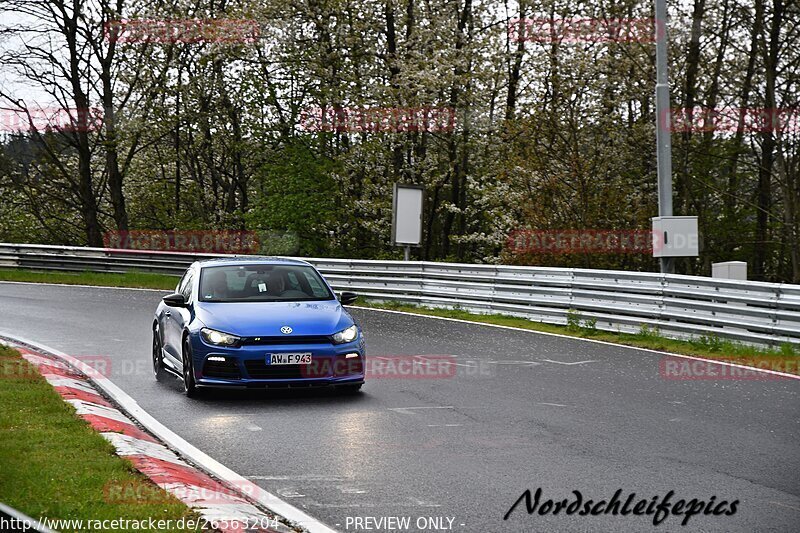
[{"xmin": 152, "ymin": 258, "xmax": 365, "ymax": 396}]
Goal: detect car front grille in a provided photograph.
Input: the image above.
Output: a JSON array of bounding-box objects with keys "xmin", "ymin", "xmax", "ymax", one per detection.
[
  {"xmin": 202, "ymin": 358, "xmax": 241, "ymax": 379},
  {"xmin": 243, "ymin": 360, "xmax": 306, "ymax": 379},
  {"xmin": 240, "ymin": 335, "xmax": 332, "ymax": 346}
]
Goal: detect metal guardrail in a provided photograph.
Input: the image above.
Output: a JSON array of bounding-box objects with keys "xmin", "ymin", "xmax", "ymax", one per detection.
[{"xmin": 1, "ymin": 242, "xmax": 799, "ymax": 348}]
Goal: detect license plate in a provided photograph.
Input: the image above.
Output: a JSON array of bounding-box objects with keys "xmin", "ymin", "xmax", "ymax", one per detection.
[{"xmin": 268, "ymin": 353, "xmax": 312, "ymax": 365}]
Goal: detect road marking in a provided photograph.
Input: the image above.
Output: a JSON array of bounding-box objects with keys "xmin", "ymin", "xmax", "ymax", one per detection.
[
  {"xmin": 765, "ymin": 500, "xmax": 800, "ymax": 512},
  {"xmin": 247, "ymin": 425, "xmax": 263, "ymax": 432},
  {"xmin": 538, "ymin": 402, "xmax": 568, "ymax": 407},
  {"xmin": 206, "ymin": 413, "xmax": 270, "ymax": 417},
  {"xmin": 278, "ymin": 488, "xmax": 306, "ymax": 498},
  {"xmin": 22, "ymin": 353, "xmax": 71, "ymax": 369},
  {"xmin": 486, "ymin": 360, "xmax": 541, "ymax": 366},
  {"xmin": 103, "ymin": 432, "xmax": 186, "ymax": 466},
  {"xmin": 247, "ymin": 474, "xmax": 346, "ymax": 482},
  {"xmin": 388, "ymin": 406, "xmax": 455, "ymax": 415},
  {"xmin": 41, "ymin": 376, "xmax": 98, "ymax": 394},
  {"xmin": 338, "ymin": 487, "xmax": 367, "ymax": 494},
  {"xmin": 67, "ymin": 399, "xmax": 136, "ymax": 424},
  {"xmin": 371, "ymin": 355, "xmax": 443, "ymax": 360},
  {"xmin": 411, "ymin": 498, "xmax": 441, "ymax": 507},
  {"xmin": 313, "ymin": 503, "xmax": 376, "ymax": 508},
  {"xmin": 371, "ymin": 354, "xmax": 459, "ymax": 358},
  {"xmin": 426, "ymin": 424, "xmax": 462, "ymax": 427},
  {"xmin": 542, "ymin": 359, "xmax": 597, "ymax": 365}
]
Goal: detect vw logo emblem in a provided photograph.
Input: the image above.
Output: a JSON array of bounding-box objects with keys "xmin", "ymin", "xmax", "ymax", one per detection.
[{"xmin": 280, "ymin": 326, "xmax": 293, "ymax": 335}]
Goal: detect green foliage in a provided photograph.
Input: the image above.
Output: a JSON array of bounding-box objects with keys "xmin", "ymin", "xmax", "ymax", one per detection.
[
  {"xmin": 637, "ymin": 323, "xmax": 661, "ymax": 339},
  {"xmin": 566, "ymin": 309, "xmax": 598, "ymax": 333},
  {"xmin": 0, "ymin": 0, "xmax": 796, "ymax": 281},
  {"xmin": 566, "ymin": 309, "xmax": 582, "ymax": 331},
  {"xmin": 780, "ymin": 343, "xmax": 797, "ymax": 356},
  {"xmin": 691, "ymin": 334, "xmax": 726, "ymax": 353},
  {"xmin": 245, "ymin": 142, "xmax": 339, "ymax": 256}
]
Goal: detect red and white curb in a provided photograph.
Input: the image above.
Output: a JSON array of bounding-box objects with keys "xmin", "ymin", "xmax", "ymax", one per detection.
[{"xmin": 1, "ymin": 334, "xmax": 338, "ymax": 533}]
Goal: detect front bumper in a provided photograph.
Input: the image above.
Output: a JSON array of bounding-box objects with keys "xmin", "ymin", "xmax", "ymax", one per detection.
[{"xmin": 189, "ymin": 335, "xmax": 365, "ymax": 388}]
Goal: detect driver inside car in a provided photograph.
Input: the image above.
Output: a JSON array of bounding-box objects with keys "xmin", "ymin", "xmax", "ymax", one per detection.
[
  {"xmin": 207, "ymin": 270, "xmax": 229, "ymax": 299},
  {"xmin": 267, "ymin": 272, "xmax": 286, "ymax": 296}
]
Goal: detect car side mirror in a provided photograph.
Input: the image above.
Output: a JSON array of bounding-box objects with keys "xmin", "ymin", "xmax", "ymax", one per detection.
[
  {"xmin": 339, "ymin": 291, "xmax": 358, "ymax": 305},
  {"xmin": 162, "ymin": 293, "xmax": 188, "ymax": 307}
]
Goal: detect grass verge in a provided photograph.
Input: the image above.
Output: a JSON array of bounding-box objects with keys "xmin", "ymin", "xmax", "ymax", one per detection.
[
  {"xmin": 0, "ymin": 267, "xmax": 177, "ymax": 290},
  {"xmin": 0, "ymin": 344, "xmax": 201, "ymax": 531},
  {"xmin": 0, "ymin": 267, "xmax": 797, "ymax": 374}
]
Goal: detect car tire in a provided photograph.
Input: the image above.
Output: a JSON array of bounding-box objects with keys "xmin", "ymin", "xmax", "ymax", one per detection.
[
  {"xmin": 182, "ymin": 338, "xmax": 199, "ymax": 398},
  {"xmin": 152, "ymin": 330, "xmax": 167, "ymax": 382},
  {"xmin": 338, "ymin": 384, "xmax": 363, "ymax": 394}
]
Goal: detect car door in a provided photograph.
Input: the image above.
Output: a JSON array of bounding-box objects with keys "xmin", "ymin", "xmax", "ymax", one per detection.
[
  {"xmin": 164, "ymin": 267, "xmax": 194, "ymax": 366},
  {"xmin": 158, "ymin": 269, "xmax": 185, "ymax": 361}
]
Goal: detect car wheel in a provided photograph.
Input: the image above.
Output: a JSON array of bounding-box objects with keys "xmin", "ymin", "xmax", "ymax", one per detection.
[
  {"xmin": 152, "ymin": 330, "xmax": 167, "ymax": 382},
  {"xmin": 338, "ymin": 384, "xmax": 363, "ymax": 394},
  {"xmin": 182, "ymin": 339, "xmax": 199, "ymax": 398}
]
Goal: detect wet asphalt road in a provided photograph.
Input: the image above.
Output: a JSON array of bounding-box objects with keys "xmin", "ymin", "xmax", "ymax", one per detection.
[{"xmin": 0, "ymin": 281, "xmax": 798, "ymax": 532}]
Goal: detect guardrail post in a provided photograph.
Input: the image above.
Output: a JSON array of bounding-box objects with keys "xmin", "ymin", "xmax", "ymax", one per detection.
[
  {"xmin": 771, "ymin": 285, "xmax": 782, "ymax": 348},
  {"xmin": 567, "ymin": 268, "xmax": 575, "ymax": 326},
  {"xmin": 657, "ymin": 272, "xmax": 667, "ymax": 332}
]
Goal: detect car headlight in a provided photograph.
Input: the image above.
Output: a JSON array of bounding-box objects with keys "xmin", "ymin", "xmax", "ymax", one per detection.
[
  {"xmin": 332, "ymin": 325, "xmax": 359, "ymax": 344},
  {"xmin": 201, "ymin": 328, "xmax": 241, "ymax": 347}
]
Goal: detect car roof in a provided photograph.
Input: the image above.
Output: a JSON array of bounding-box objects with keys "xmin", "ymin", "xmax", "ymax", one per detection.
[{"xmin": 195, "ymin": 256, "xmax": 312, "ymax": 268}]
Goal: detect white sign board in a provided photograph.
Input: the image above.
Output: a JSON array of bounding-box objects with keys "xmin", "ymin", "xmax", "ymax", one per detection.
[
  {"xmin": 652, "ymin": 216, "xmax": 699, "ymax": 257},
  {"xmin": 392, "ymin": 184, "xmax": 423, "ymax": 246}
]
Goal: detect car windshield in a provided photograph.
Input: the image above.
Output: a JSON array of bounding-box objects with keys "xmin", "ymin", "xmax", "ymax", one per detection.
[{"xmin": 198, "ymin": 264, "xmax": 335, "ymax": 303}]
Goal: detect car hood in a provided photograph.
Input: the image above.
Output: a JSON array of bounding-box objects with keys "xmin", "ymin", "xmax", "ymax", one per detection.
[{"xmin": 194, "ymin": 300, "xmax": 352, "ymax": 337}]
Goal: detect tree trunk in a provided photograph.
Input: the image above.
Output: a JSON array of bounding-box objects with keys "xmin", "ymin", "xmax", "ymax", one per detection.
[{"xmin": 754, "ymin": 0, "xmax": 783, "ymax": 280}]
